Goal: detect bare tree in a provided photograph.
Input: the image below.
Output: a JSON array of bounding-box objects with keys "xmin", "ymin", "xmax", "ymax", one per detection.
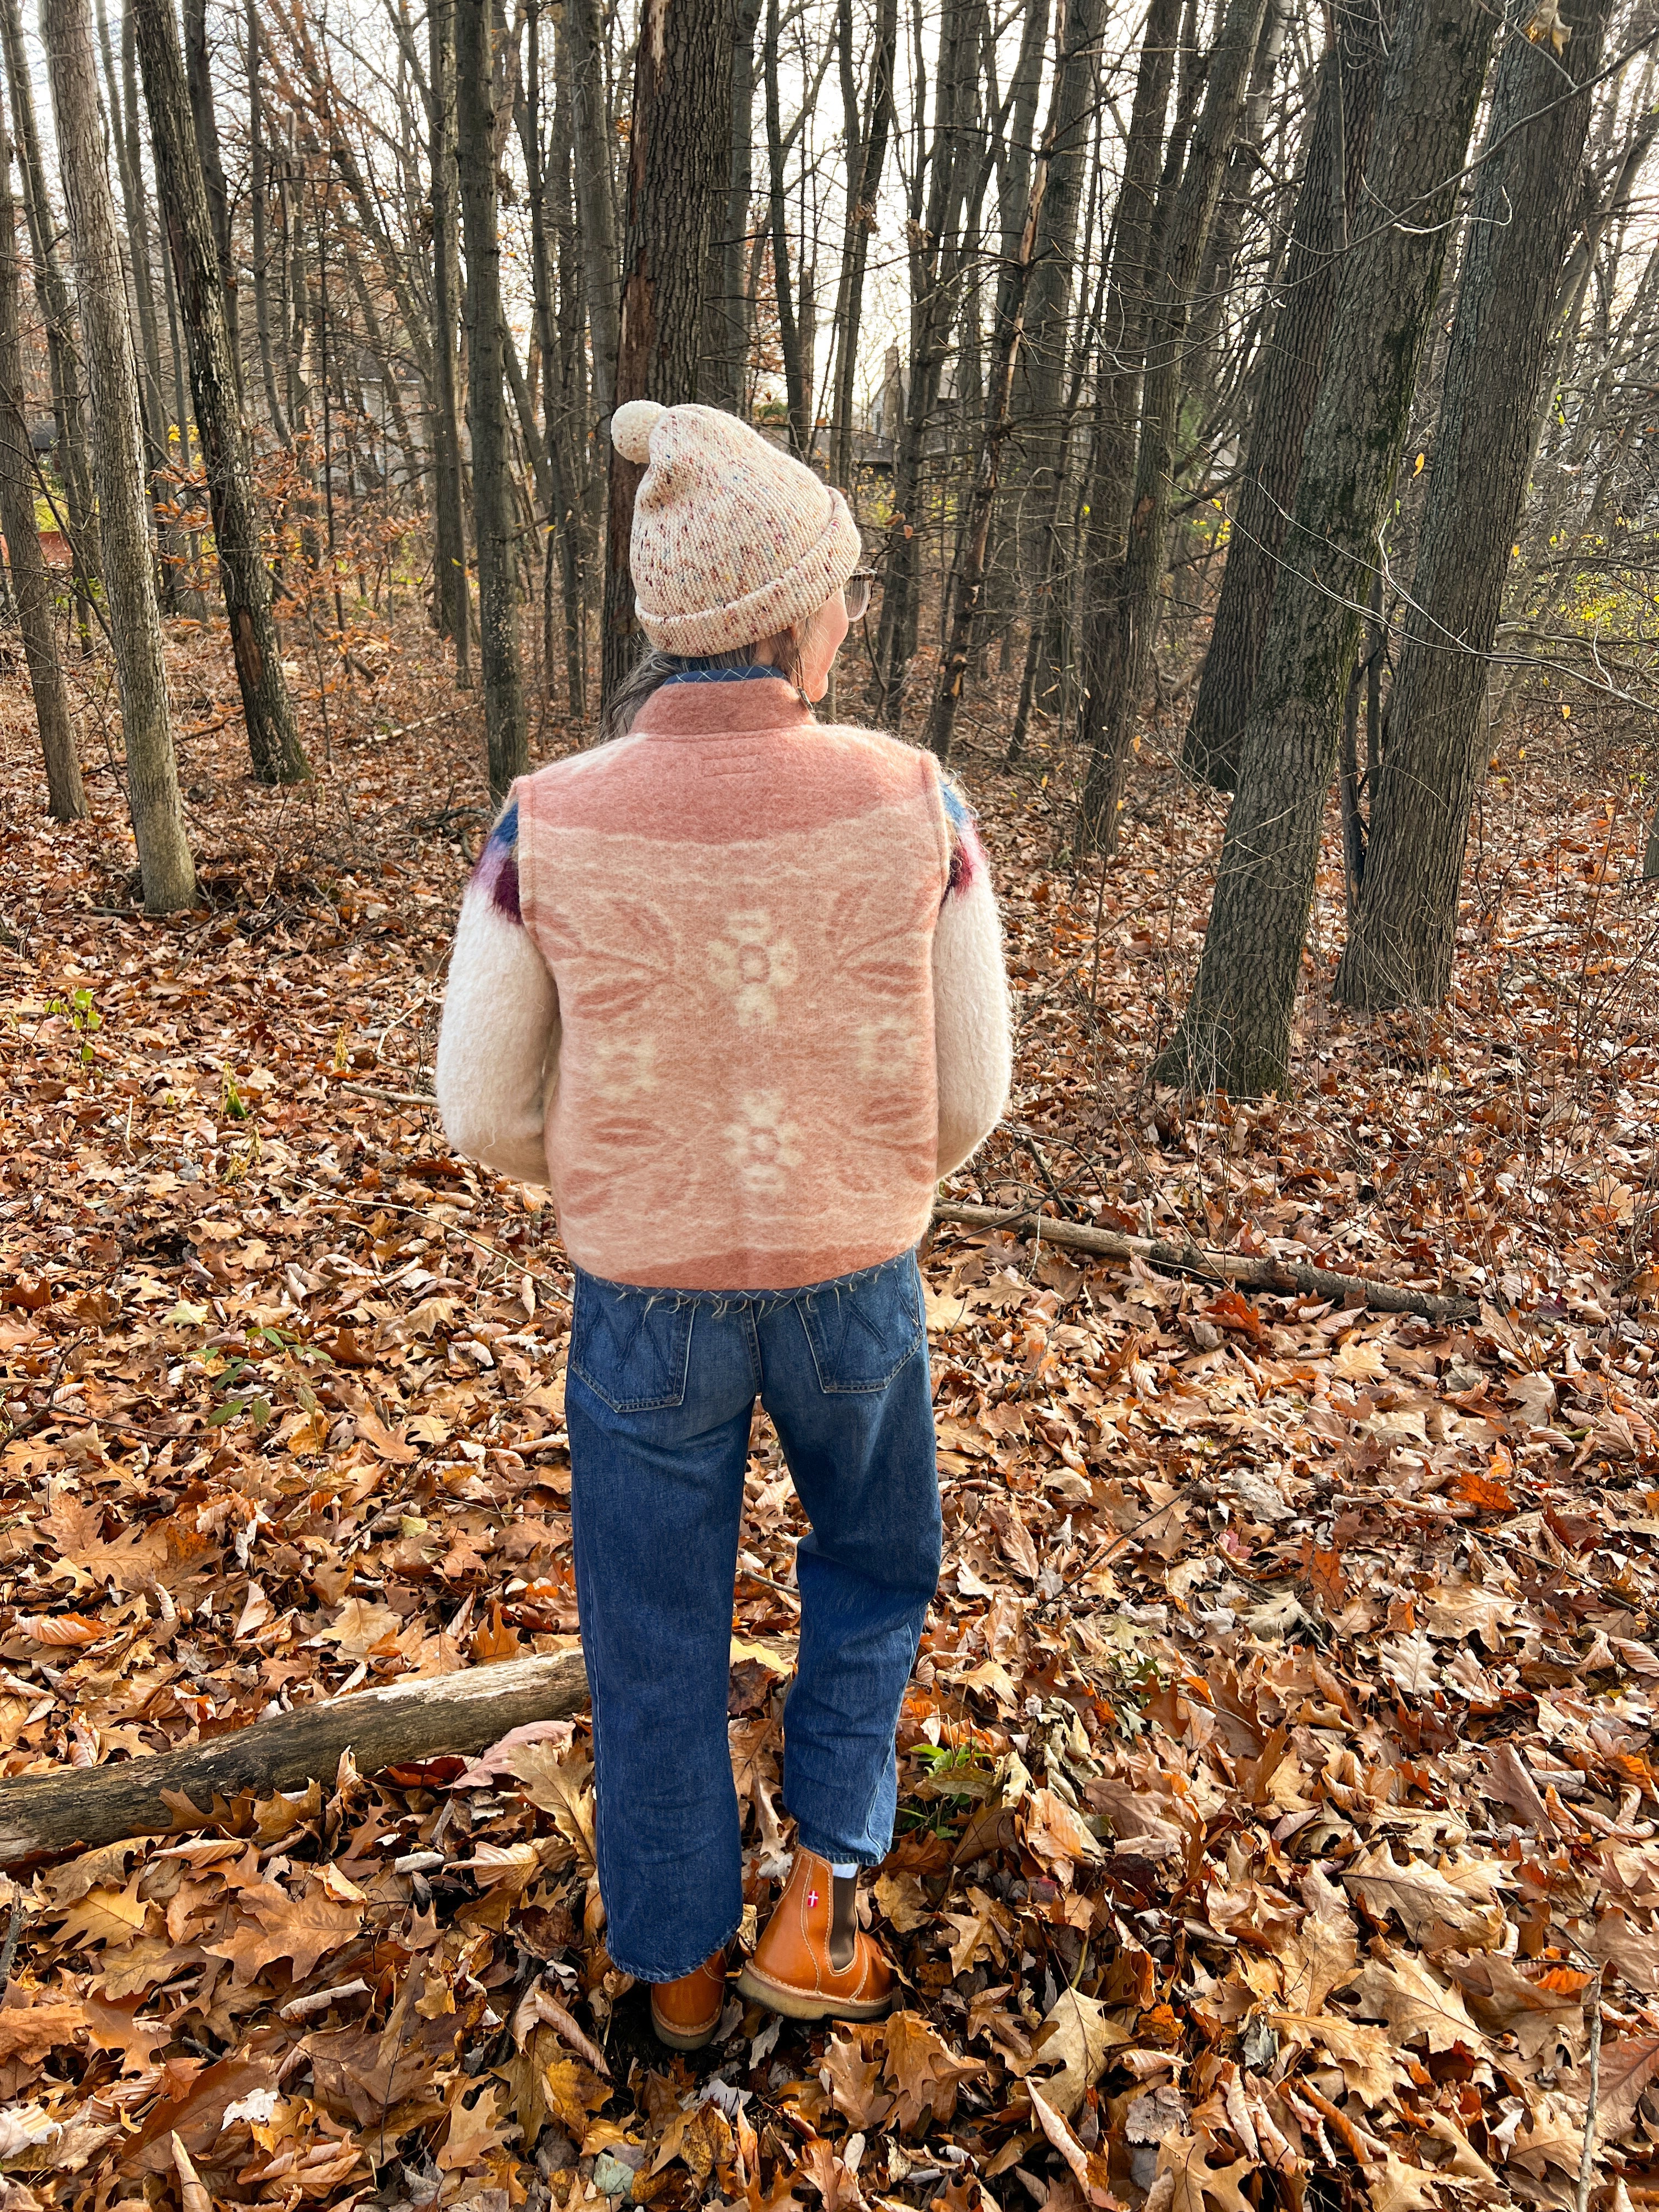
[
  {"xmin": 133, "ymin": 0, "xmax": 308, "ymax": 786},
  {"xmin": 44, "ymin": 0, "xmax": 194, "ymax": 911},
  {"xmin": 0, "ymin": 69, "xmax": 82, "ymax": 820}
]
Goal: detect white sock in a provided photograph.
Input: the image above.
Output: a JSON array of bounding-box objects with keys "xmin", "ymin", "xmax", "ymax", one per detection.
[{"xmin": 830, "ymin": 1860, "xmax": 858, "ymax": 1879}]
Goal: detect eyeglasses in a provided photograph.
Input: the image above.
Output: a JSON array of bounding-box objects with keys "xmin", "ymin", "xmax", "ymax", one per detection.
[{"xmin": 843, "ymin": 569, "xmax": 877, "ymax": 623}]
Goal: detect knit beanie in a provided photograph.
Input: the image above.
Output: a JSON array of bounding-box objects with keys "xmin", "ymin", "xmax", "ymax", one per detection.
[{"xmin": 611, "ymin": 400, "xmax": 862, "ymax": 656}]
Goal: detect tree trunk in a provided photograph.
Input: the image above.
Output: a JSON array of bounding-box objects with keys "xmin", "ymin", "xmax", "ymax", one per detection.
[
  {"xmin": 0, "ymin": 0, "xmax": 99, "ymax": 644},
  {"xmin": 764, "ymin": 0, "xmax": 806, "ymax": 455},
  {"xmin": 456, "ymin": 0, "xmax": 528, "ymax": 798},
  {"xmin": 247, "ymin": 0, "xmax": 289, "ymax": 444},
  {"xmin": 133, "ymin": 0, "xmax": 309, "ymax": 787},
  {"xmin": 565, "ymin": 0, "xmax": 620, "ymax": 425},
  {"xmin": 601, "ymin": 0, "xmax": 732, "ymax": 706},
  {"xmin": 518, "ymin": 0, "xmax": 584, "ymax": 716},
  {"xmin": 0, "ymin": 72, "xmax": 83, "ymax": 820},
  {"xmin": 44, "ymin": 0, "xmax": 194, "ymax": 912},
  {"xmin": 0, "ymin": 1651, "xmax": 589, "ymax": 1866},
  {"xmin": 1186, "ymin": 0, "xmax": 1290, "ymax": 413},
  {"xmin": 706, "ymin": 0, "xmax": 763, "ymax": 415},
  {"xmin": 1181, "ymin": 14, "xmax": 1389, "ymax": 791},
  {"xmin": 181, "ymin": 0, "xmax": 239, "ymax": 385},
  {"xmin": 1334, "ymin": 0, "xmax": 1615, "ymax": 1012},
  {"xmin": 921, "ymin": 114, "xmax": 1046, "ymax": 766},
  {"xmin": 427, "ymin": 0, "xmax": 470, "ymax": 679},
  {"xmin": 1076, "ymin": 0, "xmax": 1271, "ymax": 856},
  {"xmin": 872, "ymin": 0, "xmax": 983, "ymax": 726},
  {"xmin": 1009, "ymin": 0, "xmax": 1105, "ymax": 594},
  {"xmin": 827, "ymin": 0, "xmax": 895, "ymax": 488},
  {"xmin": 1058, "ymin": 0, "xmax": 1178, "ymax": 738},
  {"xmin": 1152, "ymin": 0, "xmax": 1496, "ymax": 1098}
]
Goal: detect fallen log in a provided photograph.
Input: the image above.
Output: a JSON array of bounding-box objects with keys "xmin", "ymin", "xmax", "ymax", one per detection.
[
  {"xmin": 0, "ymin": 1650, "xmax": 589, "ymax": 1867},
  {"xmin": 933, "ymin": 1202, "xmax": 1479, "ymax": 1325}
]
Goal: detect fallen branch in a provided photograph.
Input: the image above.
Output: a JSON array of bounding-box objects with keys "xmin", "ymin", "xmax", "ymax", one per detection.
[
  {"xmin": 933, "ymin": 1202, "xmax": 1479, "ymax": 1324},
  {"xmin": 0, "ymin": 1651, "xmax": 589, "ymax": 1867}
]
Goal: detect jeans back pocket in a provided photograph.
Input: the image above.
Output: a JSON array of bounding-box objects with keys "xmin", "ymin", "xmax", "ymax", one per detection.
[
  {"xmin": 795, "ymin": 1254, "xmax": 923, "ymax": 1394},
  {"xmin": 571, "ymin": 1276, "xmax": 695, "ymax": 1413}
]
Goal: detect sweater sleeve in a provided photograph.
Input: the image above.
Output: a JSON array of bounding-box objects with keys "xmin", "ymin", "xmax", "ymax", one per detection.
[
  {"xmin": 436, "ymin": 797, "xmax": 561, "ymax": 1186},
  {"xmin": 933, "ymin": 778, "xmax": 1012, "ymax": 1178}
]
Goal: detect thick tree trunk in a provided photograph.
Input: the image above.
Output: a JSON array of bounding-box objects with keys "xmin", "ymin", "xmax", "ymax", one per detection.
[
  {"xmin": 0, "ymin": 1652, "xmax": 589, "ymax": 1866},
  {"xmin": 133, "ymin": 0, "xmax": 309, "ymax": 787},
  {"xmin": 1153, "ymin": 0, "xmax": 1496, "ymax": 1098},
  {"xmin": 456, "ymin": 0, "xmax": 529, "ymax": 799},
  {"xmin": 0, "ymin": 75, "xmax": 83, "ymax": 820},
  {"xmin": 427, "ymin": 0, "xmax": 470, "ymax": 681},
  {"xmin": 1182, "ymin": 12, "xmax": 1389, "ymax": 791},
  {"xmin": 1076, "ymin": 0, "xmax": 1271, "ymax": 856},
  {"xmin": 827, "ymin": 0, "xmax": 895, "ymax": 488},
  {"xmin": 44, "ymin": 0, "xmax": 195, "ymax": 912},
  {"xmin": 1334, "ymin": 1, "xmax": 1615, "ymax": 1012},
  {"xmin": 182, "ymin": 0, "xmax": 239, "ymax": 384},
  {"xmin": 602, "ymin": 0, "xmax": 731, "ymax": 706},
  {"xmin": 565, "ymin": 0, "xmax": 620, "ymax": 426}
]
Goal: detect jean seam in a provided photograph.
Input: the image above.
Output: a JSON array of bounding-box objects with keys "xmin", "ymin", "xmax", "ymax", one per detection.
[{"xmin": 608, "ymin": 1907, "xmax": 744, "ymax": 1987}]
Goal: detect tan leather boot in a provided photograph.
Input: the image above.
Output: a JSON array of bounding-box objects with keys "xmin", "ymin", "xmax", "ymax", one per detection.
[
  {"xmin": 736, "ymin": 1851, "xmax": 893, "ymax": 2022},
  {"xmin": 650, "ymin": 1949, "xmax": 728, "ymax": 2050}
]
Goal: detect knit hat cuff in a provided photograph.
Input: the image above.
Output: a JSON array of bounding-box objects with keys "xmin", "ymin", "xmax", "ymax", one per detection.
[{"xmin": 637, "ymin": 489, "xmax": 861, "ymax": 656}]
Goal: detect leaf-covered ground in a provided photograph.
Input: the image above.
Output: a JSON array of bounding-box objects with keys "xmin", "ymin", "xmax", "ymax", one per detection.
[{"xmin": 2, "ymin": 615, "xmax": 1658, "ymax": 2212}]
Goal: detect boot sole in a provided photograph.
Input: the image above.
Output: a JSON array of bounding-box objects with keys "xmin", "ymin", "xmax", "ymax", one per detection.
[
  {"xmin": 651, "ymin": 2006, "xmax": 721, "ymax": 2052},
  {"xmin": 735, "ymin": 1962, "xmax": 893, "ymax": 2023}
]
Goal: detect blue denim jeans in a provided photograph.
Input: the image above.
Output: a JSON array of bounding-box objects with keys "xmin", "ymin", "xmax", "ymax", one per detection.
[{"xmin": 565, "ymin": 1247, "xmax": 941, "ymax": 1983}]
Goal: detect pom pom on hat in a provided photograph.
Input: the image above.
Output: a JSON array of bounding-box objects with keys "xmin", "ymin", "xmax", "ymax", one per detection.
[
  {"xmin": 611, "ymin": 399, "xmax": 664, "ymax": 465},
  {"xmin": 618, "ymin": 402, "xmax": 861, "ymax": 656}
]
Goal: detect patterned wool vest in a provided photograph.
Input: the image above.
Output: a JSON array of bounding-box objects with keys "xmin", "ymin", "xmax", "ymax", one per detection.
[{"xmin": 514, "ymin": 673, "xmax": 951, "ymax": 1290}]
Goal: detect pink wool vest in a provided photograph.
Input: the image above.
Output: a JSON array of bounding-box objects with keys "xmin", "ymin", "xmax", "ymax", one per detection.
[{"xmin": 514, "ymin": 676, "xmax": 952, "ymax": 1290}]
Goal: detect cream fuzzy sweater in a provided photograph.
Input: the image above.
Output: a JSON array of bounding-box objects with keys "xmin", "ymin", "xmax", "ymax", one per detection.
[{"xmin": 437, "ymin": 670, "xmax": 1011, "ymax": 1289}]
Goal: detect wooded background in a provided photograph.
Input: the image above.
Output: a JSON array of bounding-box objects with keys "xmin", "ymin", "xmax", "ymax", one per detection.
[{"xmin": 2, "ymin": 0, "xmax": 1658, "ymax": 1093}]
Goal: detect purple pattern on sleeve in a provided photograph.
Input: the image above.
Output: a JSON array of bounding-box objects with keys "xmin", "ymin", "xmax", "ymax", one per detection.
[
  {"xmin": 473, "ymin": 798, "xmax": 522, "ymax": 923},
  {"xmin": 940, "ymin": 779, "xmax": 982, "ymax": 899}
]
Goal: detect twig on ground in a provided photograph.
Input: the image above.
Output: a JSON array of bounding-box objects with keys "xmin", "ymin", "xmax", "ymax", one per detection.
[
  {"xmin": 1575, "ymin": 1963, "xmax": 1605, "ymax": 2212},
  {"xmin": 933, "ymin": 1201, "xmax": 1479, "ymax": 1324}
]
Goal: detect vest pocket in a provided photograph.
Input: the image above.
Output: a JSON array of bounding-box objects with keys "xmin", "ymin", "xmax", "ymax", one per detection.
[
  {"xmin": 795, "ymin": 1255, "xmax": 923, "ymax": 1394},
  {"xmin": 571, "ymin": 1278, "xmax": 695, "ymax": 1412}
]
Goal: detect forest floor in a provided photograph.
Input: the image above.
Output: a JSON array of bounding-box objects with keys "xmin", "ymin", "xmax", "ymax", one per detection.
[{"xmin": 3, "ymin": 602, "xmax": 1659, "ymax": 2212}]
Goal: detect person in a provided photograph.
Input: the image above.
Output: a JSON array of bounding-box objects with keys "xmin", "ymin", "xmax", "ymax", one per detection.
[{"xmin": 436, "ymin": 400, "xmax": 1011, "ymax": 2051}]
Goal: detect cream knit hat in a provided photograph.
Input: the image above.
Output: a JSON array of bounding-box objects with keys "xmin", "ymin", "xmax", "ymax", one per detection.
[{"xmin": 611, "ymin": 400, "xmax": 861, "ymax": 656}]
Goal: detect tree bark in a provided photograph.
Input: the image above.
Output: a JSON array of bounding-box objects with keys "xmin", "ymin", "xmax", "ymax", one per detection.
[
  {"xmin": 1009, "ymin": 0, "xmax": 1105, "ymax": 594},
  {"xmin": 0, "ymin": 0, "xmax": 99, "ymax": 644},
  {"xmin": 565, "ymin": 0, "xmax": 620, "ymax": 426},
  {"xmin": 1076, "ymin": 0, "xmax": 1271, "ymax": 856},
  {"xmin": 0, "ymin": 71, "xmax": 83, "ymax": 820},
  {"xmin": 602, "ymin": 0, "xmax": 732, "ymax": 706},
  {"xmin": 181, "ymin": 0, "xmax": 239, "ymax": 385},
  {"xmin": 456, "ymin": 0, "xmax": 528, "ymax": 799},
  {"xmin": 1153, "ymin": 0, "xmax": 1496, "ymax": 1098},
  {"xmin": 1057, "ymin": 0, "xmax": 1178, "ymax": 738},
  {"xmin": 1182, "ymin": 10, "xmax": 1389, "ymax": 791},
  {"xmin": 827, "ymin": 0, "xmax": 895, "ymax": 488},
  {"xmin": 1334, "ymin": 0, "xmax": 1615, "ymax": 1012},
  {"xmin": 133, "ymin": 0, "xmax": 309, "ymax": 787},
  {"xmin": 706, "ymin": 0, "xmax": 763, "ymax": 415},
  {"xmin": 0, "ymin": 1651, "xmax": 589, "ymax": 1866},
  {"xmin": 427, "ymin": 0, "xmax": 470, "ymax": 680},
  {"xmin": 247, "ymin": 0, "xmax": 289, "ymax": 444},
  {"xmin": 764, "ymin": 0, "xmax": 807, "ymax": 455},
  {"xmin": 44, "ymin": 0, "xmax": 194, "ymax": 912}
]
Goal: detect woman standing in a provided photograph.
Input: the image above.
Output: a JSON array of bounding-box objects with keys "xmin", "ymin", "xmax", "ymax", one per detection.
[{"xmin": 437, "ymin": 402, "xmax": 1011, "ymax": 2048}]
